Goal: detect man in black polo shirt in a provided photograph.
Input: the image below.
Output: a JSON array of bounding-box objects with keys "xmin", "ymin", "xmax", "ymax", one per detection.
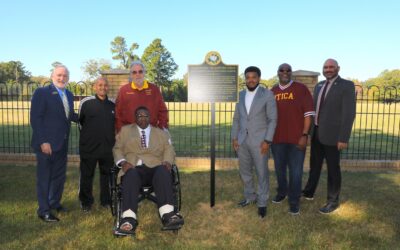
[{"xmin": 78, "ymin": 77, "xmax": 115, "ymax": 212}]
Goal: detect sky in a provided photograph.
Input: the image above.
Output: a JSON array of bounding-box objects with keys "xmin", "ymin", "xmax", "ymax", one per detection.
[{"xmin": 1, "ymin": 0, "xmax": 399, "ymax": 82}]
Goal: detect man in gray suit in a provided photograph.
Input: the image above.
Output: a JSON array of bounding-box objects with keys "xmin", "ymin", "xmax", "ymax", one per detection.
[
  {"xmin": 232, "ymin": 66, "xmax": 277, "ymax": 218},
  {"xmin": 303, "ymin": 58, "xmax": 356, "ymax": 214}
]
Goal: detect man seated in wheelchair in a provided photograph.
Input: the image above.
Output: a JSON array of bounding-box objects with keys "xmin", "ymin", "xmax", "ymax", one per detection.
[{"xmin": 113, "ymin": 106, "xmax": 184, "ymax": 234}]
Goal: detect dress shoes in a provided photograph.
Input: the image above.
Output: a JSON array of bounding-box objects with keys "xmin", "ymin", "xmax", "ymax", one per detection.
[
  {"xmin": 302, "ymin": 192, "xmax": 314, "ymax": 201},
  {"xmin": 272, "ymin": 195, "xmax": 286, "ymax": 204},
  {"xmin": 319, "ymin": 203, "xmax": 339, "ymax": 214},
  {"xmin": 258, "ymin": 207, "xmax": 267, "ymax": 218},
  {"xmin": 38, "ymin": 213, "xmax": 60, "ymax": 222},
  {"xmin": 81, "ymin": 205, "xmax": 92, "ymax": 213},
  {"xmin": 237, "ymin": 199, "xmax": 256, "ymax": 208}
]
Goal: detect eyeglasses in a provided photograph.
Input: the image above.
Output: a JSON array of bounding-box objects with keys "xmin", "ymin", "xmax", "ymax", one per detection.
[
  {"xmin": 279, "ymin": 69, "xmax": 292, "ymax": 73},
  {"xmin": 136, "ymin": 114, "xmax": 149, "ymax": 118},
  {"xmin": 131, "ymin": 70, "xmax": 144, "ymax": 75}
]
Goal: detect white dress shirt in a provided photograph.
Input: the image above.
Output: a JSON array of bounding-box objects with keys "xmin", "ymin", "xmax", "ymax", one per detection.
[{"xmin": 245, "ymin": 85, "xmax": 259, "ymax": 115}]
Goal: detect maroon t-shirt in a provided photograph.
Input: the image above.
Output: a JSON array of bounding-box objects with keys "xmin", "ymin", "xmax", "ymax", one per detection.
[{"xmin": 271, "ymin": 81, "xmax": 314, "ymax": 144}]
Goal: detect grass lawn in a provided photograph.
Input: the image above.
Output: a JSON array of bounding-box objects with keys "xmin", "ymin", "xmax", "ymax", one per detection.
[{"xmin": 1, "ymin": 164, "xmax": 399, "ymax": 249}]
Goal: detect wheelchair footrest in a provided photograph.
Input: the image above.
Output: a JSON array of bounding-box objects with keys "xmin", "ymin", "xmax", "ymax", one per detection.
[
  {"xmin": 161, "ymin": 224, "xmax": 182, "ymax": 231},
  {"xmin": 113, "ymin": 228, "xmax": 135, "ymax": 236}
]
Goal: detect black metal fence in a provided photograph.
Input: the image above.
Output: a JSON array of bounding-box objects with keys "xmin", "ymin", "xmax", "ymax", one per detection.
[{"xmin": 0, "ymin": 82, "xmax": 399, "ymax": 160}]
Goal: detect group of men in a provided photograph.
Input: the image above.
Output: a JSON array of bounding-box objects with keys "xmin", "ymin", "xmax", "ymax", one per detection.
[
  {"xmin": 232, "ymin": 59, "xmax": 356, "ymax": 217},
  {"xmin": 30, "ymin": 61, "xmax": 184, "ymax": 234},
  {"xmin": 30, "ymin": 57, "xmax": 355, "ymax": 233}
]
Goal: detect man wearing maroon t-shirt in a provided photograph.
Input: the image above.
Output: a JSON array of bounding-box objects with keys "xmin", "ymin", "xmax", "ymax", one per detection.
[{"xmin": 271, "ymin": 63, "xmax": 314, "ymax": 215}]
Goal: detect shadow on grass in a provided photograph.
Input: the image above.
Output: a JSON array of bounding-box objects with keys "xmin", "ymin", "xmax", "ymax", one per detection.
[{"xmin": 1, "ymin": 164, "xmax": 399, "ymax": 249}]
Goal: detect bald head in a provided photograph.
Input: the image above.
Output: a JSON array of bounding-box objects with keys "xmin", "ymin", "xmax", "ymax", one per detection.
[
  {"xmin": 93, "ymin": 77, "xmax": 109, "ymax": 100},
  {"xmin": 277, "ymin": 63, "xmax": 292, "ymax": 85},
  {"xmin": 323, "ymin": 58, "xmax": 340, "ymax": 80},
  {"xmin": 324, "ymin": 58, "xmax": 339, "ymax": 67}
]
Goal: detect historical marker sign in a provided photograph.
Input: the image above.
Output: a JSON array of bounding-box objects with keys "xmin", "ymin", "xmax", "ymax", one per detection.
[
  {"xmin": 187, "ymin": 52, "xmax": 238, "ymax": 207},
  {"xmin": 188, "ymin": 51, "xmax": 238, "ymax": 102}
]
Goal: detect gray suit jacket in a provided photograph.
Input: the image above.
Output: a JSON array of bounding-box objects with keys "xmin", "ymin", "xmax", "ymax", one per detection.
[
  {"xmin": 231, "ymin": 86, "xmax": 277, "ymax": 145},
  {"xmin": 314, "ymin": 76, "xmax": 356, "ymax": 146}
]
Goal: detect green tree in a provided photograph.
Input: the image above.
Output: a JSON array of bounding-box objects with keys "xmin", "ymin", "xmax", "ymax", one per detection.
[
  {"xmin": 365, "ymin": 69, "xmax": 400, "ymax": 88},
  {"xmin": 81, "ymin": 59, "xmax": 112, "ymax": 82},
  {"xmin": 364, "ymin": 69, "xmax": 400, "ymax": 100},
  {"xmin": 163, "ymin": 78, "xmax": 187, "ymax": 102},
  {"xmin": 30, "ymin": 76, "xmax": 49, "ymax": 84},
  {"xmin": 110, "ymin": 36, "xmax": 139, "ymax": 69},
  {"xmin": 0, "ymin": 61, "xmax": 31, "ymax": 84},
  {"xmin": 260, "ymin": 76, "xmax": 278, "ymax": 89},
  {"xmin": 141, "ymin": 38, "xmax": 178, "ymax": 88},
  {"xmin": 238, "ymin": 74, "xmax": 277, "ymax": 90}
]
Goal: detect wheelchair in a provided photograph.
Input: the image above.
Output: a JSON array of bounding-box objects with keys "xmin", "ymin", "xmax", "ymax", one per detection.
[{"xmin": 109, "ymin": 164, "xmax": 182, "ymax": 236}]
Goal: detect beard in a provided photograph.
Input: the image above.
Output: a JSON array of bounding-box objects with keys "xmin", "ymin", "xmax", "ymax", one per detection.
[{"xmin": 246, "ymin": 83, "xmax": 259, "ymax": 92}]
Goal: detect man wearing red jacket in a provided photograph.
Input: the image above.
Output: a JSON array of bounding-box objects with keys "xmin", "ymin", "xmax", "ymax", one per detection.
[{"xmin": 115, "ymin": 61, "xmax": 168, "ymax": 133}]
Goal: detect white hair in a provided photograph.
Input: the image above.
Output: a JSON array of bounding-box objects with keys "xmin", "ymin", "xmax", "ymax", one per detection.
[{"xmin": 51, "ymin": 64, "xmax": 70, "ymax": 77}]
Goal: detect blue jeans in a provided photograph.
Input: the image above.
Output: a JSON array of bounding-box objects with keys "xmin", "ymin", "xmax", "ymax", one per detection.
[{"xmin": 271, "ymin": 143, "xmax": 305, "ymax": 206}]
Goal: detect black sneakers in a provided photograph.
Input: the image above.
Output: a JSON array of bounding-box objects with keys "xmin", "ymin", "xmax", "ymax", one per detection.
[
  {"xmin": 272, "ymin": 195, "xmax": 286, "ymax": 204},
  {"xmin": 302, "ymin": 192, "xmax": 314, "ymax": 201},
  {"xmin": 161, "ymin": 212, "xmax": 184, "ymax": 229},
  {"xmin": 289, "ymin": 204, "xmax": 300, "ymax": 215},
  {"xmin": 237, "ymin": 199, "xmax": 256, "ymax": 207}
]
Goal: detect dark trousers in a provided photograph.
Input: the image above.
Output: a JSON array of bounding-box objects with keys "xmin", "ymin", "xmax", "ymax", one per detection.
[
  {"xmin": 271, "ymin": 143, "xmax": 305, "ymax": 206},
  {"xmin": 35, "ymin": 145, "xmax": 67, "ymax": 216},
  {"xmin": 122, "ymin": 165, "xmax": 173, "ymax": 213},
  {"xmin": 303, "ymin": 127, "xmax": 341, "ymax": 205},
  {"xmin": 79, "ymin": 156, "xmax": 113, "ymax": 206}
]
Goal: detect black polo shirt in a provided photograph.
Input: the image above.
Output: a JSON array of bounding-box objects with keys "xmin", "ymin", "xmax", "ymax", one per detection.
[{"xmin": 78, "ymin": 95, "xmax": 115, "ymax": 158}]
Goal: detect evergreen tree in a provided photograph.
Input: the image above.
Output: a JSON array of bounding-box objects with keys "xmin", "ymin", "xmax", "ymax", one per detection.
[{"xmin": 141, "ymin": 38, "xmax": 178, "ymax": 88}]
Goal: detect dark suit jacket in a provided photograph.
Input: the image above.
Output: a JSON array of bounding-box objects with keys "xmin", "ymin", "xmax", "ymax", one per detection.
[
  {"xmin": 313, "ymin": 76, "xmax": 356, "ymax": 146},
  {"xmin": 30, "ymin": 84, "xmax": 77, "ymax": 152}
]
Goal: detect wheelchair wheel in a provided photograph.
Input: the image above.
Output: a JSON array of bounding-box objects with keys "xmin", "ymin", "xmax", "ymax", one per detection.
[
  {"xmin": 110, "ymin": 186, "xmax": 118, "ymax": 216},
  {"xmin": 110, "ymin": 166, "xmax": 119, "ymax": 216},
  {"xmin": 172, "ymin": 165, "xmax": 182, "ymax": 212},
  {"xmin": 113, "ymin": 194, "xmax": 121, "ymax": 230}
]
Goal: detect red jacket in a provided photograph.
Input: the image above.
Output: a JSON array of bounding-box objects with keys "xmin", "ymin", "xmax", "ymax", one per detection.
[{"xmin": 115, "ymin": 82, "xmax": 168, "ymax": 132}]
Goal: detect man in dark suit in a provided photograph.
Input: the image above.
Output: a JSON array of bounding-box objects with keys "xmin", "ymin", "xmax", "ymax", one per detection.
[
  {"xmin": 30, "ymin": 65, "xmax": 78, "ymax": 222},
  {"xmin": 231, "ymin": 66, "xmax": 277, "ymax": 218},
  {"xmin": 113, "ymin": 106, "xmax": 184, "ymax": 234},
  {"xmin": 303, "ymin": 59, "xmax": 356, "ymax": 214}
]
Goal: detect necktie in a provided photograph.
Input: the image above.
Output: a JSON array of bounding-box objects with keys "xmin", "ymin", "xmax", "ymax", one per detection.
[
  {"xmin": 141, "ymin": 130, "xmax": 146, "ymax": 148},
  {"xmin": 317, "ymin": 80, "xmax": 330, "ymax": 123},
  {"xmin": 61, "ymin": 93, "xmax": 69, "ymax": 119}
]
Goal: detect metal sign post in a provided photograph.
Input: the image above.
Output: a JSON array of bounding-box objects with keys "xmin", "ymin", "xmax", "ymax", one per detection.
[
  {"xmin": 210, "ymin": 103, "xmax": 216, "ymax": 206},
  {"xmin": 187, "ymin": 51, "xmax": 238, "ymax": 207}
]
